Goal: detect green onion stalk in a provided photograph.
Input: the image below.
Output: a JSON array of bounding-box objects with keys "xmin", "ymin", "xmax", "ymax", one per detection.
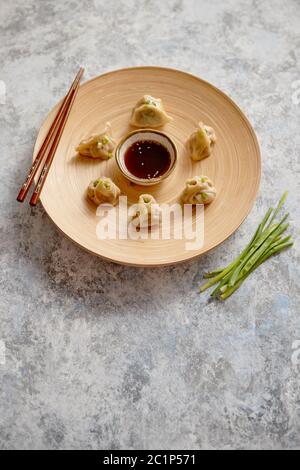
[{"xmin": 200, "ymin": 192, "xmax": 293, "ymax": 299}]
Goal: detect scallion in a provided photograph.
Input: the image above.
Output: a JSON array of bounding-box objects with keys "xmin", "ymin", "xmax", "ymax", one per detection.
[{"xmin": 199, "ymin": 193, "xmax": 293, "ymax": 299}]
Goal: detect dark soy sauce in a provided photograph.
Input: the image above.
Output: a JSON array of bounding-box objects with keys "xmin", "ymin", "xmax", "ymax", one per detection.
[{"xmin": 124, "ymin": 140, "xmax": 171, "ymax": 179}]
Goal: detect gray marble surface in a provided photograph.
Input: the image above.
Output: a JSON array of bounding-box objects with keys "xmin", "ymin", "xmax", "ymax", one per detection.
[{"xmin": 0, "ymin": 0, "xmax": 299, "ymax": 450}]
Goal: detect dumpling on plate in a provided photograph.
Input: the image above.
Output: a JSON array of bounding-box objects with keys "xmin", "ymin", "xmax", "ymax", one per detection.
[
  {"xmin": 130, "ymin": 95, "xmax": 172, "ymax": 128},
  {"xmin": 76, "ymin": 122, "xmax": 115, "ymax": 160},
  {"xmin": 130, "ymin": 194, "xmax": 160, "ymax": 228},
  {"xmin": 188, "ymin": 122, "xmax": 216, "ymax": 161},
  {"xmin": 87, "ymin": 177, "xmax": 120, "ymax": 206},
  {"xmin": 181, "ymin": 176, "xmax": 216, "ymax": 205}
]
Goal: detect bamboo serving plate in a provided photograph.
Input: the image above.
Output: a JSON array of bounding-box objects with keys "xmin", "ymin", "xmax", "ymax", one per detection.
[{"xmin": 34, "ymin": 67, "xmax": 261, "ymax": 266}]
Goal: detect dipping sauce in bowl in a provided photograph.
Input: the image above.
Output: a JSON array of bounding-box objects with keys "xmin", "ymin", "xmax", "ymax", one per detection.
[
  {"xmin": 115, "ymin": 129, "xmax": 177, "ymax": 186},
  {"xmin": 124, "ymin": 140, "xmax": 171, "ymax": 180}
]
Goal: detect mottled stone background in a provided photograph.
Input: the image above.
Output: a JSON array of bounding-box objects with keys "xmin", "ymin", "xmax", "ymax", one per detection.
[{"xmin": 0, "ymin": 0, "xmax": 299, "ymax": 450}]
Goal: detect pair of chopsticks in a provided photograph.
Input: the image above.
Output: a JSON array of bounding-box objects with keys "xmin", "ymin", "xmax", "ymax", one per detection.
[{"xmin": 17, "ymin": 67, "xmax": 84, "ymax": 206}]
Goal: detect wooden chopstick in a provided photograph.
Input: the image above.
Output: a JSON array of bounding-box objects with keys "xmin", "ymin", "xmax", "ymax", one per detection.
[
  {"xmin": 29, "ymin": 67, "xmax": 84, "ymax": 206},
  {"xmin": 17, "ymin": 67, "xmax": 84, "ymax": 203}
]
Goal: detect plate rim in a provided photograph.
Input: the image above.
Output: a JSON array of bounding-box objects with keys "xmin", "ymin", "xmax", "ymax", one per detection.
[{"xmin": 35, "ymin": 66, "xmax": 261, "ymax": 267}]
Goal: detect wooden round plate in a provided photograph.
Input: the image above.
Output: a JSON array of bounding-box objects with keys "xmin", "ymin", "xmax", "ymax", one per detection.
[{"xmin": 34, "ymin": 67, "xmax": 261, "ymax": 266}]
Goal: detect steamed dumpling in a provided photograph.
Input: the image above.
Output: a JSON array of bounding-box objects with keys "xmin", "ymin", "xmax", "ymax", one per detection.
[
  {"xmin": 130, "ymin": 95, "xmax": 172, "ymax": 128},
  {"xmin": 188, "ymin": 122, "xmax": 216, "ymax": 161},
  {"xmin": 87, "ymin": 177, "xmax": 120, "ymax": 206},
  {"xmin": 76, "ymin": 123, "xmax": 115, "ymax": 160},
  {"xmin": 131, "ymin": 194, "xmax": 160, "ymax": 228},
  {"xmin": 181, "ymin": 176, "xmax": 216, "ymax": 205}
]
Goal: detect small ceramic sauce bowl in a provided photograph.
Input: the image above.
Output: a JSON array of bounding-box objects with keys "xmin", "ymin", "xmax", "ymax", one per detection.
[{"xmin": 115, "ymin": 129, "xmax": 177, "ymax": 186}]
